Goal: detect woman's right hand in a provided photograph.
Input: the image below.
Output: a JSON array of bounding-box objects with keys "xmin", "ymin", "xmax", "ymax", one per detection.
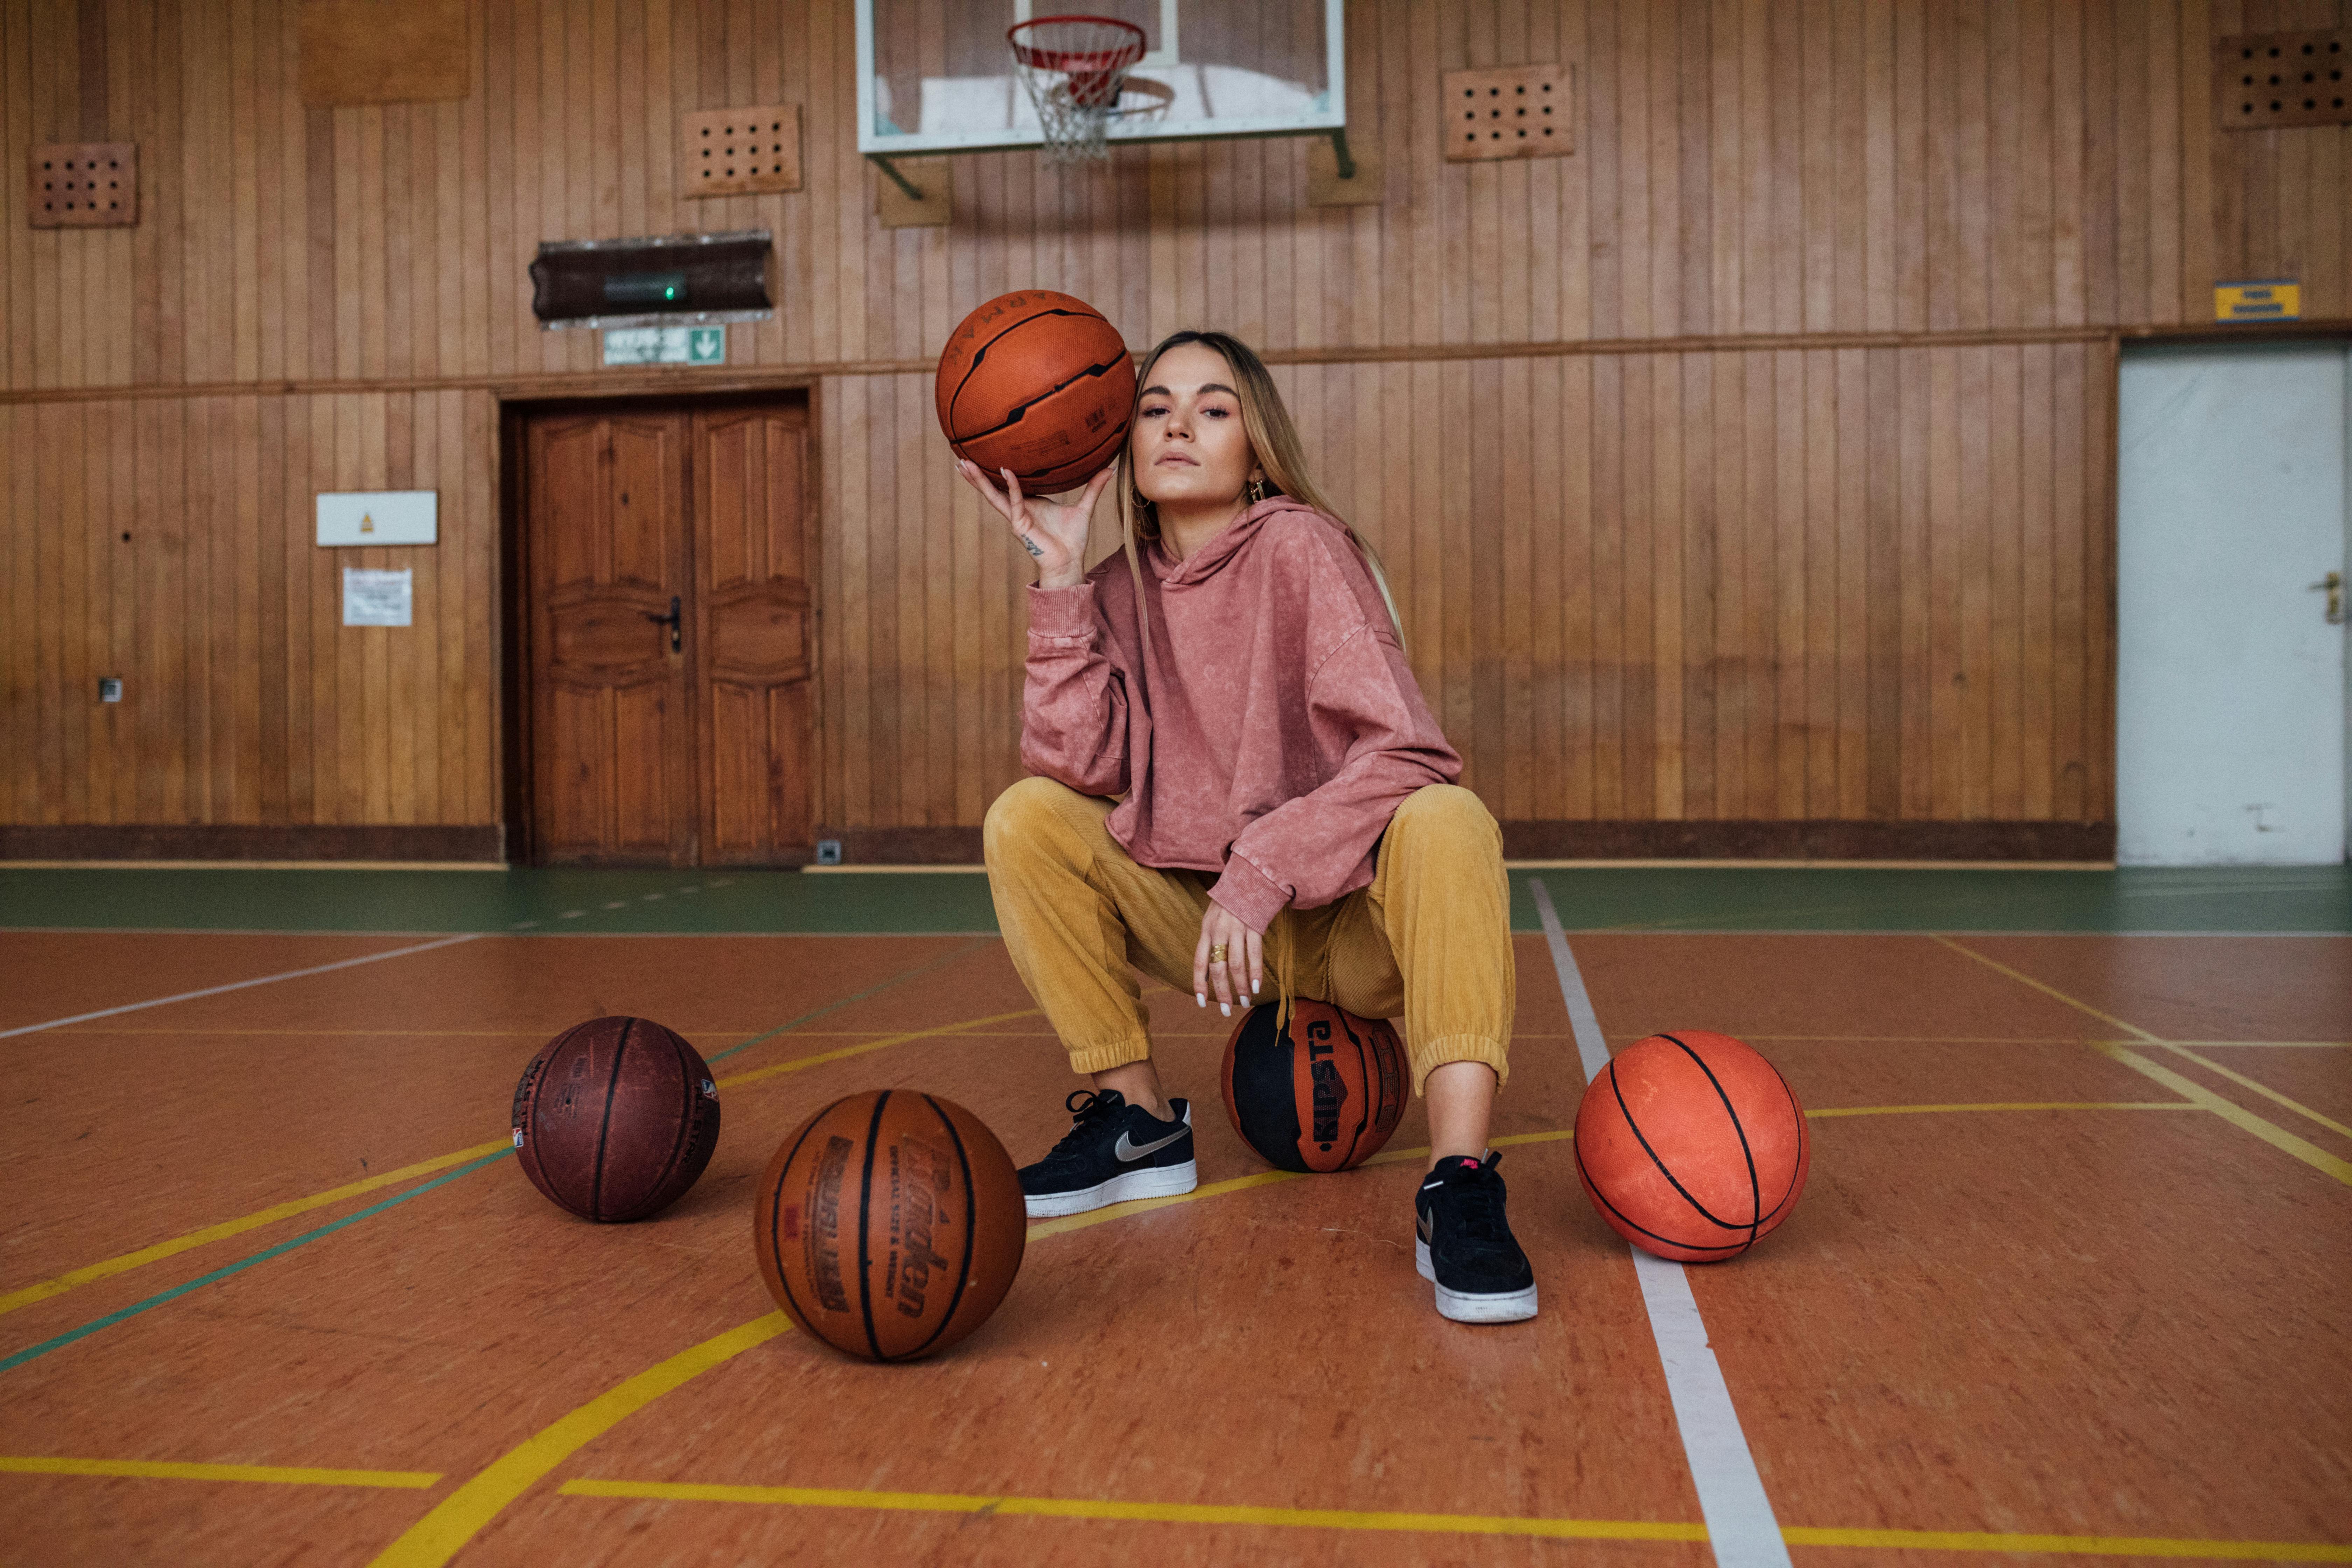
[{"xmin": 955, "ymin": 458, "xmax": 1117, "ymax": 591}]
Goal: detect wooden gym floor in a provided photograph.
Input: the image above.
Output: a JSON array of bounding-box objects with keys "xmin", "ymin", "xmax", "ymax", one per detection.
[{"xmin": 0, "ymin": 868, "xmax": 2347, "ymax": 1565}]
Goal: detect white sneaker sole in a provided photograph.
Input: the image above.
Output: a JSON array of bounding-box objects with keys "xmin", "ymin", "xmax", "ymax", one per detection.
[
  {"xmin": 1022, "ymin": 1160, "xmax": 1198, "ymax": 1218},
  {"xmin": 1416, "ymin": 1237, "xmax": 1540, "ymax": 1323}
]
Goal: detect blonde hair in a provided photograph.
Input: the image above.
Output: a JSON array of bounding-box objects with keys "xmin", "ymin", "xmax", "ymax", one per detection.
[{"xmin": 1111, "ymin": 330, "xmax": 1407, "ymax": 654}]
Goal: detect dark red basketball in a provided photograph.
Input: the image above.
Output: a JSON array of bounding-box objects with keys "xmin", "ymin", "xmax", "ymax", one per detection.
[
  {"xmin": 510, "ymin": 1016, "xmax": 721, "ymax": 1222},
  {"xmin": 935, "ymin": 288, "xmax": 1135, "ymax": 493},
  {"xmin": 753, "ymin": 1090, "xmax": 1027, "ymax": 1362},
  {"xmin": 1220, "ymin": 1000, "xmax": 1408, "ymax": 1173},
  {"xmin": 1573, "ymin": 1030, "xmax": 1809, "ymax": 1262}
]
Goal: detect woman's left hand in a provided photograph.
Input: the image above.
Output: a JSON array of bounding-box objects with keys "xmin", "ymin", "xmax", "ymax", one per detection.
[{"xmin": 1193, "ymin": 897, "xmax": 1264, "ymax": 1016}]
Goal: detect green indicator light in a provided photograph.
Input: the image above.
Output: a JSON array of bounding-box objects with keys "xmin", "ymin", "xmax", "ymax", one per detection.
[{"xmin": 603, "ymin": 270, "xmax": 688, "ymax": 308}]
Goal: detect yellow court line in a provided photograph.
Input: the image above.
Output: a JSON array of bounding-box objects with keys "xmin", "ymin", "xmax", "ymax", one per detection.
[
  {"xmin": 713, "ymin": 1008, "xmax": 1042, "ymax": 1090},
  {"xmin": 2091, "ymin": 1045, "xmax": 2352, "ymax": 1188},
  {"xmin": 556, "ymin": 1478, "xmax": 1707, "ymax": 1541},
  {"xmin": 1778, "ymin": 1525, "xmax": 2352, "ymax": 1560},
  {"xmin": 0, "ymin": 1139, "xmax": 512, "ymax": 1319},
  {"xmin": 1929, "ymin": 937, "xmax": 2352, "ymax": 1191},
  {"xmin": 552, "ymin": 1479, "xmax": 2352, "ymax": 1560},
  {"xmin": 2, "ymin": 1005, "xmax": 1037, "ymax": 1322},
  {"xmin": 363, "ymin": 1082, "xmax": 2346, "ymax": 1568},
  {"xmin": 2155, "ymin": 1044, "xmax": 2352, "ymax": 1141},
  {"xmin": 366, "ymin": 1313, "xmax": 792, "ymax": 1568},
  {"xmin": 0, "ymin": 1456, "xmax": 439, "ymax": 1489}
]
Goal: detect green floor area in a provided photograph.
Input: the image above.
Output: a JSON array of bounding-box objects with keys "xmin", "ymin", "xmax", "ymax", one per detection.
[{"xmin": 1, "ymin": 863, "xmax": 2345, "ymax": 936}]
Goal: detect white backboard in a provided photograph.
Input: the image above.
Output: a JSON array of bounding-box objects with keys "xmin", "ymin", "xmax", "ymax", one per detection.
[{"xmin": 855, "ymin": 0, "xmax": 1345, "ymax": 158}]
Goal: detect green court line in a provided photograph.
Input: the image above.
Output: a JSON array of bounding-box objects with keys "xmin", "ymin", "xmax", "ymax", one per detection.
[{"xmin": 0, "ymin": 1152, "xmax": 510, "ymax": 1374}]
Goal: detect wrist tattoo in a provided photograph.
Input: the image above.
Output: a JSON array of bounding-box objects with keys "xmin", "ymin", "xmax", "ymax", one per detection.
[{"xmin": 1020, "ymin": 535, "xmax": 1044, "ymax": 559}]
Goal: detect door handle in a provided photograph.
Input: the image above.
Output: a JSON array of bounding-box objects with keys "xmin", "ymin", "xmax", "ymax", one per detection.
[
  {"xmin": 2311, "ymin": 571, "xmax": 2345, "ymax": 626},
  {"xmin": 644, "ymin": 595, "xmax": 682, "ymax": 651}
]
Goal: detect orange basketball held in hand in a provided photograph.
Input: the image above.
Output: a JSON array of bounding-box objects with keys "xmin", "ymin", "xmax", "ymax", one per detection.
[
  {"xmin": 935, "ymin": 289, "xmax": 1135, "ymax": 493},
  {"xmin": 1221, "ymin": 1000, "xmax": 1408, "ymax": 1173},
  {"xmin": 752, "ymin": 1090, "xmax": 1027, "ymax": 1362},
  {"xmin": 1573, "ymin": 1030, "xmax": 1810, "ymax": 1262}
]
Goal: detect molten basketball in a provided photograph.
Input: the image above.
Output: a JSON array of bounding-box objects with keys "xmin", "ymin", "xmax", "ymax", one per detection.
[
  {"xmin": 1573, "ymin": 1030, "xmax": 1809, "ymax": 1262},
  {"xmin": 511, "ymin": 1016, "xmax": 721, "ymax": 1222},
  {"xmin": 935, "ymin": 288, "xmax": 1135, "ymax": 493},
  {"xmin": 753, "ymin": 1090, "xmax": 1027, "ymax": 1362},
  {"xmin": 1221, "ymin": 1000, "xmax": 1408, "ymax": 1173}
]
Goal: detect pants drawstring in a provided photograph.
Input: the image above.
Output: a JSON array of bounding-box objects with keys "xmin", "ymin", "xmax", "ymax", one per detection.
[{"xmin": 1272, "ymin": 908, "xmax": 1296, "ymax": 1036}]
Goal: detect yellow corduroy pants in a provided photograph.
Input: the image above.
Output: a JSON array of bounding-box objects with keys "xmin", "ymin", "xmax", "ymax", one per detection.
[{"xmin": 983, "ymin": 777, "xmax": 1515, "ymax": 1095}]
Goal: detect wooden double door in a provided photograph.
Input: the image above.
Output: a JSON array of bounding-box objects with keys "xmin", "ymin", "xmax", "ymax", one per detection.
[{"xmin": 520, "ymin": 400, "xmax": 814, "ymax": 866}]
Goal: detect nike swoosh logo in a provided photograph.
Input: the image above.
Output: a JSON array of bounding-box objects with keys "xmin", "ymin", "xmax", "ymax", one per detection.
[{"xmin": 1114, "ymin": 1128, "xmax": 1188, "ymax": 1162}]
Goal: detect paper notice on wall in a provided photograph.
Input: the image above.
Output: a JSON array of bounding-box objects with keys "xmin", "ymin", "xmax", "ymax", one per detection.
[{"xmin": 343, "ymin": 567, "xmax": 414, "ymax": 627}]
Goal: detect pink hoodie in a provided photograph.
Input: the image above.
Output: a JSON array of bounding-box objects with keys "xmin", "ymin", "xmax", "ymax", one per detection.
[{"xmin": 1019, "ymin": 498, "xmax": 1462, "ymax": 934}]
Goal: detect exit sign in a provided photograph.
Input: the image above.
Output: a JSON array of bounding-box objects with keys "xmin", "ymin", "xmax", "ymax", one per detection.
[{"xmin": 602, "ymin": 325, "xmax": 728, "ymax": 366}]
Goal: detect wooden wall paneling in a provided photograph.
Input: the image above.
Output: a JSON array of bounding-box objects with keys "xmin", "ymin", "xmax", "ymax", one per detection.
[
  {"xmin": 2082, "ymin": 335, "xmax": 2116, "ymax": 828},
  {"xmin": 4, "ymin": 410, "xmax": 21, "ymax": 816},
  {"xmin": 1957, "ymin": 346, "xmax": 1993, "ymax": 819},
  {"xmin": 1801, "ymin": 346, "xmax": 1834, "ymax": 818},
  {"xmin": 1986, "ymin": 0, "xmax": 2021, "ymax": 331},
  {"xmin": 1832, "ymin": 345, "xmax": 1866, "ymax": 819},
  {"xmin": 1862, "ymin": 345, "xmax": 1900, "ymax": 818},
  {"xmin": 1468, "ymin": 357, "xmax": 1504, "ymax": 806},
  {"xmin": 1501, "ymin": 355, "xmax": 1536, "ymax": 821},
  {"xmin": 1769, "ymin": 346, "xmax": 1802, "ymax": 814},
  {"xmin": 1673, "ymin": 348, "xmax": 1711, "ymax": 818},
  {"xmin": 2148, "ymin": 0, "xmax": 2184, "ymax": 322},
  {"xmin": 1705, "ymin": 349, "xmax": 1742, "ymax": 817},
  {"xmin": 2116, "ymin": 0, "xmax": 2152, "ymax": 324},
  {"xmin": 1583, "ymin": 354, "xmax": 1618, "ymax": 814},
  {"xmin": 1526, "ymin": 353, "xmax": 1563, "ymax": 818},
  {"xmin": 1894, "ymin": 345, "xmax": 1929, "ymax": 817},
  {"xmin": 1829, "ymin": 0, "xmax": 1864, "ymax": 335},
  {"xmin": 837, "ymin": 373, "xmax": 872, "ymax": 827},
  {"xmin": 2018, "ymin": 340, "xmax": 2056, "ymax": 819},
  {"xmin": 232, "ymin": 393, "xmax": 266, "ymax": 822},
  {"xmin": 1986, "ymin": 342, "xmax": 2023, "ymax": 819},
  {"xmin": 1798, "ymin": 0, "xmax": 1832, "ymax": 335},
  {"xmin": 231, "ymin": 0, "xmax": 259, "ymax": 385}
]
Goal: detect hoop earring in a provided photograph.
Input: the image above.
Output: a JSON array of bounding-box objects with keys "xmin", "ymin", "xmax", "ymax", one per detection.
[{"xmin": 1248, "ymin": 476, "xmax": 1267, "ymax": 506}]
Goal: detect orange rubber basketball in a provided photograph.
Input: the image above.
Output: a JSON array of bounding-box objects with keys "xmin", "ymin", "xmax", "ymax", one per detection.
[
  {"xmin": 935, "ymin": 289, "xmax": 1135, "ymax": 493},
  {"xmin": 1221, "ymin": 1001, "xmax": 1408, "ymax": 1172},
  {"xmin": 752, "ymin": 1090, "xmax": 1026, "ymax": 1362},
  {"xmin": 1573, "ymin": 1030, "xmax": 1809, "ymax": 1262}
]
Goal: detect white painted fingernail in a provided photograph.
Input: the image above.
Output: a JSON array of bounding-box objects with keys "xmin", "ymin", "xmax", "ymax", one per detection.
[
  {"xmin": 1220, "ymin": 1003, "xmax": 1231, "ymax": 1017},
  {"xmin": 1197, "ymin": 993, "xmax": 1206, "ymax": 1008}
]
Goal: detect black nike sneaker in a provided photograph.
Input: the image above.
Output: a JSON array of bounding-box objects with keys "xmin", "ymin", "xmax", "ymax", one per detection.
[
  {"xmin": 1019, "ymin": 1090, "xmax": 1197, "ymax": 1218},
  {"xmin": 1414, "ymin": 1150, "xmax": 1539, "ymax": 1323}
]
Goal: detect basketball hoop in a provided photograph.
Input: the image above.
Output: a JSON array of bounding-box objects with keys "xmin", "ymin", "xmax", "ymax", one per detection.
[{"xmin": 1008, "ymin": 14, "xmax": 1148, "ymax": 163}]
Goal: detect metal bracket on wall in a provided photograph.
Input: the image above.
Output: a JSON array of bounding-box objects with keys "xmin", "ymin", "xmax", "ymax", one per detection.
[
  {"xmin": 870, "ymin": 155, "xmax": 926, "ymax": 201},
  {"xmin": 1328, "ymin": 127, "xmax": 1356, "ymax": 181}
]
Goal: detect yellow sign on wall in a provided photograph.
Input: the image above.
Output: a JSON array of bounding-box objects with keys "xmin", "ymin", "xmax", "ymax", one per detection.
[{"xmin": 2214, "ymin": 280, "xmax": 2300, "ymax": 322}]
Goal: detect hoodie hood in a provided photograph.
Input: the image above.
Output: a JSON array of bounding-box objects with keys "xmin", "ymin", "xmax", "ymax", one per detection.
[{"xmin": 1146, "ymin": 496, "xmax": 1324, "ymax": 587}]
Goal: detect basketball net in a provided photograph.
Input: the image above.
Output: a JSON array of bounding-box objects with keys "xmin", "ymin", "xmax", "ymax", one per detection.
[{"xmin": 1008, "ymin": 15, "xmax": 1147, "ymax": 163}]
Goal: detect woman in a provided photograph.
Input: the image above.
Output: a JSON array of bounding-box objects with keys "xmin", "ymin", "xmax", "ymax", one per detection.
[{"xmin": 958, "ymin": 331, "xmax": 1533, "ymax": 1324}]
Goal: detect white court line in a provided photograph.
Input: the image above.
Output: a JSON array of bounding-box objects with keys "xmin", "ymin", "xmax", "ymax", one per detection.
[
  {"xmin": 0, "ymin": 933, "xmax": 485, "ymax": 1040},
  {"xmin": 1528, "ymin": 879, "xmax": 1793, "ymax": 1568}
]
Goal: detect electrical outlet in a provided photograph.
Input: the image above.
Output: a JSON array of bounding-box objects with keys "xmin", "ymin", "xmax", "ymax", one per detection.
[
  {"xmin": 98, "ymin": 677, "xmax": 122, "ymax": 702},
  {"xmin": 816, "ymin": 839, "xmax": 844, "ymax": 866}
]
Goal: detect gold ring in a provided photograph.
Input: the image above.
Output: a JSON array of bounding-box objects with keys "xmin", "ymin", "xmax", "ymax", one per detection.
[{"xmin": 1209, "ymin": 944, "xmax": 1229, "ymax": 964}]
